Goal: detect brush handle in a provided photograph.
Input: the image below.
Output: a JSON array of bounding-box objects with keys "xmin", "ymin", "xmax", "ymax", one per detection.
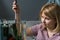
[{"xmin": 14, "ymin": 0, "xmax": 17, "ymax": 3}]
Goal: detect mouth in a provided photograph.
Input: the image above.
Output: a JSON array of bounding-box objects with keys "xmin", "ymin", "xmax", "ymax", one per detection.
[{"xmin": 42, "ymin": 23, "xmax": 46, "ymax": 27}]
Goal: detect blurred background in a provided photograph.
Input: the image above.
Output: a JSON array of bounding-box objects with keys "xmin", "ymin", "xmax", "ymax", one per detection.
[
  {"xmin": 0, "ymin": 0, "xmax": 60, "ymax": 40},
  {"xmin": 0, "ymin": 0, "xmax": 48, "ymax": 21}
]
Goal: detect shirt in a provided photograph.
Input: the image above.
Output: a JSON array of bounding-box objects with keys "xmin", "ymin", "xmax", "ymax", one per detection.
[{"xmin": 31, "ymin": 23, "xmax": 60, "ymax": 40}]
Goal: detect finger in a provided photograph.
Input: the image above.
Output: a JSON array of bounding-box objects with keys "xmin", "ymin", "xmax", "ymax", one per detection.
[
  {"xmin": 13, "ymin": 1, "xmax": 17, "ymax": 5},
  {"xmin": 12, "ymin": 4, "xmax": 16, "ymax": 8},
  {"xmin": 12, "ymin": 2, "xmax": 17, "ymax": 9},
  {"xmin": 12, "ymin": 5, "xmax": 17, "ymax": 10}
]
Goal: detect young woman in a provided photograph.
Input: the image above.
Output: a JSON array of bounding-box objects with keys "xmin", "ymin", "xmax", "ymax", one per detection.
[
  {"xmin": 12, "ymin": 1, "xmax": 60, "ymax": 40},
  {"xmin": 27, "ymin": 3, "xmax": 60, "ymax": 40}
]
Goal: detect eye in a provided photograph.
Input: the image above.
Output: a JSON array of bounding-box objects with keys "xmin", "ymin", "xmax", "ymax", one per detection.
[
  {"xmin": 41, "ymin": 16, "xmax": 44, "ymax": 18},
  {"xmin": 45, "ymin": 17, "xmax": 50, "ymax": 20}
]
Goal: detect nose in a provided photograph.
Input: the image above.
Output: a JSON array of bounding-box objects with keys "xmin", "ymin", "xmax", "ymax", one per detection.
[
  {"xmin": 43, "ymin": 19, "xmax": 45, "ymax": 24},
  {"xmin": 41, "ymin": 18, "xmax": 45, "ymax": 23}
]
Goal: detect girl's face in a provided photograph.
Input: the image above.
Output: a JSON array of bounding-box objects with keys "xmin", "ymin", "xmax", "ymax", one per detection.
[{"xmin": 41, "ymin": 13, "xmax": 56, "ymax": 30}]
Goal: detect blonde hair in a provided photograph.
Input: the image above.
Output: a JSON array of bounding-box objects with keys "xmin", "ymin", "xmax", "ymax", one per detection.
[{"xmin": 40, "ymin": 3, "xmax": 60, "ymax": 32}]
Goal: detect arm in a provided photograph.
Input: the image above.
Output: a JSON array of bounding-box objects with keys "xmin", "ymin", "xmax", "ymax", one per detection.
[
  {"xmin": 12, "ymin": 0, "xmax": 37, "ymax": 36},
  {"xmin": 26, "ymin": 27, "xmax": 33, "ymax": 36},
  {"xmin": 12, "ymin": 0, "xmax": 42, "ymax": 37},
  {"xmin": 26, "ymin": 24, "xmax": 41, "ymax": 36},
  {"xmin": 12, "ymin": 0, "xmax": 21, "ymax": 36}
]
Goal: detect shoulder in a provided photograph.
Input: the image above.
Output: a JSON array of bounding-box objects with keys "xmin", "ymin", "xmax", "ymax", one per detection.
[
  {"xmin": 52, "ymin": 33, "xmax": 60, "ymax": 40},
  {"xmin": 57, "ymin": 35, "xmax": 60, "ymax": 40},
  {"xmin": 30, "ymin": 23, "xmax": 43, "ymax": 36},
  {"xmin": 31, "ymin": 23, "xmax": 44, "ymax": 31}
]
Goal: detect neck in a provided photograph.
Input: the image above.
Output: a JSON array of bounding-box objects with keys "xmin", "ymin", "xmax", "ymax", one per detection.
[
  {"xmin": 47, "ymin": 28, "xmax": 57, "ymax": 33},
  {"xmin": 47, "ymin": 28, "xmax": 57, "ymax": 38}
]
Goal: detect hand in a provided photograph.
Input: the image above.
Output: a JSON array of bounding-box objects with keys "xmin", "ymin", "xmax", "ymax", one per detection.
[{"xmin": 12, "ymin": 0, "xmax": 20, "ymax": 13}]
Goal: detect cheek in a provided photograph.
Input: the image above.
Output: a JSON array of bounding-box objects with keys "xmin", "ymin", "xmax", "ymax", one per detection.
[
  {"xmin": 45, "ymin": 20, "xmax": 52, "ymax": 25},
  {"xmin": 45, "ymin": 20, "xmax": 55, "ymax": 26}
]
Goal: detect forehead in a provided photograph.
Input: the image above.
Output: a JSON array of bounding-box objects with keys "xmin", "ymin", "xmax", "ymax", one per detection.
[
  {"xmin": 41, "ymin": 8, "xmax": 49, "ymax": 16},
  {"xmin": 41, "ymin": 12, "xmax": 49, "ymax": 18},
  {"xmin": 41, "ymin": 9, "xmax": 54, "ymax": 19}
]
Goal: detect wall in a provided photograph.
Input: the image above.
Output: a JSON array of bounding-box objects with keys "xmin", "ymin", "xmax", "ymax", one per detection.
[{"xmin": 0, "ymin": 0, "xmax": 47, "ymax": 21}]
